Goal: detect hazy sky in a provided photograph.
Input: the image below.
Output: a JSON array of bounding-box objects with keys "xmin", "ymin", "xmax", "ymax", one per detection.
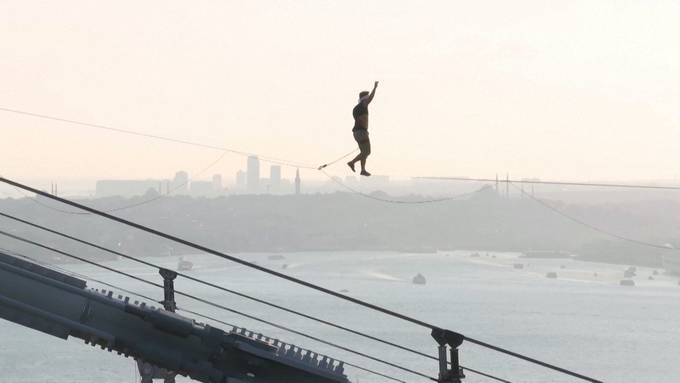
[{"xmin": 2, "ymin": 0, "xmax": 680, "ymax": 187}]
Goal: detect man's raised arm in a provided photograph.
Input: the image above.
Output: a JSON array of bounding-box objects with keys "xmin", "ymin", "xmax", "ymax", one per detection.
[{"xmin": 365, "ymin": 81, "xmax": 379, "ymax": 105}]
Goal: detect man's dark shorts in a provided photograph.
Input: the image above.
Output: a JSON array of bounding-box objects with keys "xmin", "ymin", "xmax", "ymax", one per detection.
[{"xmin": 353, "ymin": 129, "xmax": 371, "ymax": 156}]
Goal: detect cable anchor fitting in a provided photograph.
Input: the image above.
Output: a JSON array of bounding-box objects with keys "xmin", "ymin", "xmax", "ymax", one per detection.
[
  {"xmin": 431, "ymin": 328, "xmax": 466, "ymax": 383},
  {"xmin": 159, "ymin": 268, "xmax": 178, "ymax": 313}
]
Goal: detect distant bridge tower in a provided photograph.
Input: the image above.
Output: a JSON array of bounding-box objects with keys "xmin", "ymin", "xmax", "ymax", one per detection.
[{"xmin": 295, "ymin": 169, "xmax": 301, "ymax": 195}]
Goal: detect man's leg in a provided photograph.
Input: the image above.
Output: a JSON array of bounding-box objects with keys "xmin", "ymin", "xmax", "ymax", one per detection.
[
  {"xmin": 348, "ymin": 131, "xmax": 366, "ymax": 171},
  {"xmin": 348, "ymin": 151, "xmax": 362, "ymax": 171},
  {"xmin": 359, "ymin": 139, "xmax": 371, "ymax": 176}
]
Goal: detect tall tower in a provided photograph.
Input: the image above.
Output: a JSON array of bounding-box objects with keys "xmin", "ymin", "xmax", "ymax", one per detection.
[
  {"xmin": 247, "ymin": 156, "xmax": 260, "ymax": 193},
  {"xmin": 295, "ymin": 169, "xmax": 301, "ymax": 195}
]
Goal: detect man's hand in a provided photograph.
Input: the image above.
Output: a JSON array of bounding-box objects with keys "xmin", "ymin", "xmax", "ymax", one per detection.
[{"xmin": 364, "ymin": 81, "xmax": 379, "ymax": 105}]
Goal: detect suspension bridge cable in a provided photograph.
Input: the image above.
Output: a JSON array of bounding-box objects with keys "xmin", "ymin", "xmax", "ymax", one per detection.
[
  {"xmin": 0, "ymin": 247, "xmax": 203, "ymax": 321},
  {"xmin": 418, "ymin": 175, "xmax": 680, "ymax": 192},
  {"xmin": 0, "ymin": 248, "xmax": 510, "ymax": 383},
  {"xmin": 0, "ymin": 176, "xmax": 604, "ymax": 383},
  {"xmin": 509, "ymin": 182, "xmax": 675, "ymax": 251},
  {"xmin": 0, "ymin": 106, "xmax": 316, "ymax": 170},
  {"xmin": 320, "ymin": 169, "xmax": 483, "ymax": 204},
  {"xmin": 0, "ymin": 212, "xmax": 432, "ymax": 352},
  {"xmin": 0, "ymin": 175, "xmax": 441, "ymax": 328},
  {"xmin": 5, "ymin": 252, "xmax": 409, "ymax": 383},
  {"xmin": 0, "ymin": 211, "xmax": 510, "ymax": 383},
  {"xmin": 0, "ymin": 230, "xmax": 424, "ymax": 383},
  {"xmin": 4, "ymin": 246, "xmax": 406, "ymax": 383}
]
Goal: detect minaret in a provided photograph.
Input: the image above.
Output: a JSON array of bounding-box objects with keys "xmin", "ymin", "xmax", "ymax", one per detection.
[{"xmin": 295, "ymin": 169, "xmax": 301, "ymax": 195}]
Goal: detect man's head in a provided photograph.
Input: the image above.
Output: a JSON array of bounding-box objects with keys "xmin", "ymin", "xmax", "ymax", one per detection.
[{"xmin": 358, "ymin": 91, "xmax": 370, "ymax": 103}]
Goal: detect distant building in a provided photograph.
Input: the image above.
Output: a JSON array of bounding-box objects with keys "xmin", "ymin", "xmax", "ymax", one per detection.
[
  {"xmin": 236, "ymin": 170, "xmax": 246, "ymax": 187},
  {"xmin": 171, "ymin": 171, "xmax": 189, "ymax": 194},
  {"xmin": 295, "ymin": 169, "xmax": 301, "ymax": 195},
  {"xmin": 247, "ymin": 156, "xmax": 260, "ymax": 193},
  {"xmin": 95, "ymin": 179, "xmax": 161, "ymax": 198}
]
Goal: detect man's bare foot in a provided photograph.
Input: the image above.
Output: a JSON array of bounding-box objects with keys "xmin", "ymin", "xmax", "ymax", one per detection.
[
  {"xmin": 360, "ymin": 170, "xmax": 371, "ymax": 177},
  {"xmin": 347, "ymin": 162, "xmax": 355, "ymax": 172}
]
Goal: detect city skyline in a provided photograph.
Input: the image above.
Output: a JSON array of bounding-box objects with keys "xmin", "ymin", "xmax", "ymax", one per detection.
[
  {"xmin": 84, "ymin": 156, "xmax": 312, "ymax": 198},
  {"xmin": 4, "ymin": 1, "xmax": 680, "ymax": 184},
  {"xmin": 0, "ymin": 3, "xmax": 676, "ymax": 383}
]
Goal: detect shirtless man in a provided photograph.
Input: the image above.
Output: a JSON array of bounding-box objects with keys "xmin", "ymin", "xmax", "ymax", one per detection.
[{"xmin": 347, "ymin": 81, "xmax": 378, "ymax": 176}]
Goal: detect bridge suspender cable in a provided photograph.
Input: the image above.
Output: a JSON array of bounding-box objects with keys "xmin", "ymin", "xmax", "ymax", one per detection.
[
  {"xmin": 0, "ymin": 214, "xmax": 444, "ymax": 358},
  {"xmin": 0, "ymin": 177, "xmax": 438, "ymax": 328},
  {"xmin": 0, "ymin": 221, "xmax": 511, "ymax": 383},
  {"xmin": 0, "ymin": 230, "xmax": 424, "ymax": 383},
  {"xmin": 0, "ymin": 176, "xmax": 603, "ymax": 383},
  {"xmin": 0, "ymin": 211, "xmax": 510, "ymax": 382},
  {"xmin": 7, "ymin": 252, "xmax": 409, "ymax": 383}
]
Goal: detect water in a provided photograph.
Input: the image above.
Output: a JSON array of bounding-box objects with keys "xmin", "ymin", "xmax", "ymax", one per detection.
[{"xmin": 1, "ymin": 251, "xmax": 678, "ymax": 383}]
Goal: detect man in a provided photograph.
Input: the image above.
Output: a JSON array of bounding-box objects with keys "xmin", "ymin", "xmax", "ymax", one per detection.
[{"xmin": 347, "ymin": 81, "xmax": 378, "ymax": 176}]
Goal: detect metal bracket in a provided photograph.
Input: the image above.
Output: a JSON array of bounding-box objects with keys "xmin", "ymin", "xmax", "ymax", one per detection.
[
  {"xmin": 431, "ymin": 328, "xmax": 465, "ymax": 382},
  {"xmin": 137, "ymin": 359, "xmax": 177, "ymax": 383},
  {"xmin": 136, "ymin": 268, "xmax": 180, "ymax": 382},
  {"xmin": 159, "ymin": 268, "xmax": 177, "ymax": 313}
]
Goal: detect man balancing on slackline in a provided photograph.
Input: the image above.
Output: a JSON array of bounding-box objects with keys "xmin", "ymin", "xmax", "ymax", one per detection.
[{"xmin": 347, "ymin": 81, "xmax": 378, "ymax": 176}]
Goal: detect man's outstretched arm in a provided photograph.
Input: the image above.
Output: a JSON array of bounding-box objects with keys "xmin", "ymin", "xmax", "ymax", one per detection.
[{"xmin": 364, "ymin": 81, "xmax": 379, "ymax": 105}]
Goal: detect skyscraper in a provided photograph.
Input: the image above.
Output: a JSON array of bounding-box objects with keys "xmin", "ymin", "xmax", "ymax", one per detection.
[
  {"xmin": 295, "ymin": 168, "xmax": 301, "ymax": 195},
  {"xmin": 247, "ymin": 156, "xmax": 260, "ymax": 193}
]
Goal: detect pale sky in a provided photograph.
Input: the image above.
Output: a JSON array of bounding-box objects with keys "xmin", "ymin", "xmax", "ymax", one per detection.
[{"xmin": 2, "ymin": 0, "xmax": 680, "ymax": 186}]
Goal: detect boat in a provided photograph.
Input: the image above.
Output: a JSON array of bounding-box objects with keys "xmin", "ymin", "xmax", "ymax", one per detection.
[
  {"xmin": 620, "ymin": 279, "xmax": 636, "ymax": 287},
  {"xmin": 412, "ymin": 273, "xmax": 426, "ymax": 285},
  {"xmin": 663, "ymin": 254, "xmax": 680, "ymax": 275}
]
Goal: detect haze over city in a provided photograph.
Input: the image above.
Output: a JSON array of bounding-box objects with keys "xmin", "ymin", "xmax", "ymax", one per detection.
[
  {"xmin": 4, "ymin": 0, "xmax": 680, "ymax": 189},
  {"xmin": 1, "ymin": 2, "xmax": 680, "ymax": 383}
]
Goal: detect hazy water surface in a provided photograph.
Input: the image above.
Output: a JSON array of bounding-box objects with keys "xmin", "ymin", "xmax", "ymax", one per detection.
[{"xmin": 0, "ymin": 251, "xmax": 678, "ymax": 383}]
